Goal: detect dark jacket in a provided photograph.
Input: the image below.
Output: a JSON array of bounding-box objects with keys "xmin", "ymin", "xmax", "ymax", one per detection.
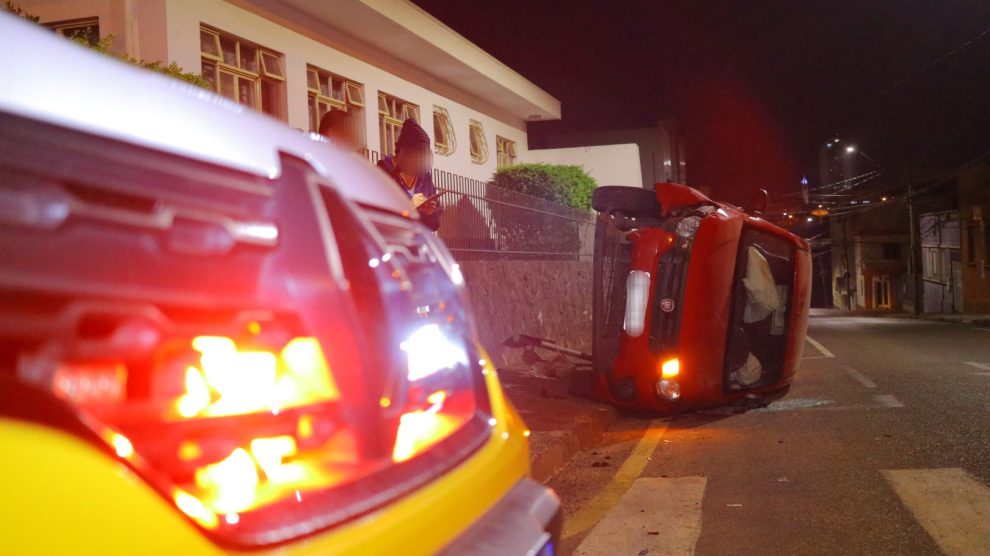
[{"xmin": 377, "ymin": 155, "xmax": 443, "ymax": 231}]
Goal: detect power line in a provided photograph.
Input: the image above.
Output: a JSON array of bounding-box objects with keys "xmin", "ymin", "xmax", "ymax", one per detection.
[{"xmin": 848, "ymin": 23, "xmax": 990, "ymax": 116}]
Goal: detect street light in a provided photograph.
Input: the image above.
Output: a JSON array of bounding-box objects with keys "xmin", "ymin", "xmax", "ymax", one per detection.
[{"xmin": 846, "ymin": 145, "xmax": 856, "ymax": 153}]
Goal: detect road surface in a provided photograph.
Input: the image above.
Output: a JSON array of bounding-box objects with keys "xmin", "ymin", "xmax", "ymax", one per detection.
[{"xmin": 550, "ymin": 315, "xmax": 990, "ymax": 555}]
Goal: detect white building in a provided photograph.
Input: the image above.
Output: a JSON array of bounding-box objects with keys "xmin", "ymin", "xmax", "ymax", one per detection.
[{"xmin": 19, "ymin": 0, "xmax": 566, "ymax": 183}]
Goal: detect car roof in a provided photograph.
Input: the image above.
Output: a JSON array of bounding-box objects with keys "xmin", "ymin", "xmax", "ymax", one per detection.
[{"xmin": 0, "ymin": 13, "xmax": 412, "ymax": 216}]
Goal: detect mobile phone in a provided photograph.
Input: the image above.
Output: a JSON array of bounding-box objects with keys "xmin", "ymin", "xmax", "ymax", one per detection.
[{"xmin": 421, "ymin": 191, "xmax": 447, "ymax": 204}]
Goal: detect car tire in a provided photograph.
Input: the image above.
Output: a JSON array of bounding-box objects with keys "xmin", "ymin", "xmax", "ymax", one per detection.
[{"xmin": 592, "ymin": 185, "xmax": 662, "ymax": 218}]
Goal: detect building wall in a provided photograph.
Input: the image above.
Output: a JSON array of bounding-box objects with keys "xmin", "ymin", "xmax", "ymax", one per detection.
[
  {"xmin": 21, "ymin": 0, "xmax": 531, "ymax": 183},
  {"xmin": 525, "ymin": 144, "xmax": 643, "ymax": 187},
  {"xmin": 919, "ymin": 211, "xmax": 962, "ymax": 313},
  {"xmin": 958, "ymin": 164, "xmax": 990, "ymax": 313},
  {"xmin": 528, "ymin": 120, "xmax": 687, "ymax": 188},
  {"xmin": 830, "ymin": 202, "xmax": 910, "ymax": 311}
]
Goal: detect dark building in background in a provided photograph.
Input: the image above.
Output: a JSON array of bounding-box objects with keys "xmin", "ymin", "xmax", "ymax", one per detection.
[
  {"xmin": 958, "ymin": 164, "xmax": 990, "ymax": 313},
  {"xmin": 819, "ymin": 138, "xmax": 857, "ymax": 192},
  {"xmin": 528, "ymin": 120, "xmax": 688, "ymax": 188},
  {"xmin": 830, "ymin": 200, "xmax": 910, "ymax": 311},
  {"xmin": 919, "ymin": 210, "xmax": 963, "ymax": 313}
]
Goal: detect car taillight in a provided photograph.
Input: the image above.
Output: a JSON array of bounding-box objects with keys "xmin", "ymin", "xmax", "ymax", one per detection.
[
  {"xmin": 17, "ymin": 308, "xmax": 485, "ymax": 545},
  {"xmin": 391, "ymin": 323, "xmax": 476, "ymax": 463},
  {"xmin": 26, "ymin": 331, "xmax": 354, "ymax": 529}
]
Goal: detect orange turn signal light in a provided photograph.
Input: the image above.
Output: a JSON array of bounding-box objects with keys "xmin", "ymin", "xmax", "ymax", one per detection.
[{"xmin": 660, "ymin": 358, "xmax": 680, "ymax": 378}]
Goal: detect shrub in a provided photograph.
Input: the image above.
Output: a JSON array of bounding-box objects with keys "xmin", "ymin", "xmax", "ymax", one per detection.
[
  {"xmin": 485, "ymin": 164, "xmax": 596, "ymax": 258},
  {"xmin": 491, "ymin": 163, "xmax": 597, "ymax": 211}
]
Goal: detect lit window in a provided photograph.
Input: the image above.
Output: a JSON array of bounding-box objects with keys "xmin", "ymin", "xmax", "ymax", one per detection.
[
  {"xmin": 378, "ymin": 92, "xmax": 420, "ymax": 157},
  {"xmin": 468, "ymin": 120, "xmax": 488, "ymax": 165},
  {"xmin": 306, "ymin": 65, "xmax": 366, "ymax": 147},
  {"xmin": 46, "ymin": 17, "xmax": 100, "ymax": 46},
  {"xmin": 433, "ymin": 106, "xmax": 456, "ymax": 156},
  {"xmin": 200, "ymin": 26, "xmax": 286, "ymax": 120},
  {"xmin": 496, "ymin": 136, "xmax": 517, "ymax": 169}
]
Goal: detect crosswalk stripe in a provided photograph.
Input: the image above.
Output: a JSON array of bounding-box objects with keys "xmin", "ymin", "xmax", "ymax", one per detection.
[
  {"xmin": 573, "ymin": 477, "xmax": 706, "ymax": 556},
  {"xmin": 882, "ymin": 468, "xmax": 990, "ymax": 556}
]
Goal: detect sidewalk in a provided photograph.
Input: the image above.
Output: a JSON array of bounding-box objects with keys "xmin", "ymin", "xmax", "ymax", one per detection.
[
  {"xmin": 809, "ymin": 307, "xmax": 990, "ymax": 325},
  {"xmin": 912, "ymin": 313, "xmax": 990, "ymax": 326},
  {"xmin": 498, "ymin": 368, "xmax": 618, "ymax": 482}
]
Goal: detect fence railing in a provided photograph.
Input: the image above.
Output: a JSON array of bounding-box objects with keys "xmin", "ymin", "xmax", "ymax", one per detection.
[{"xmin": 362, "ymin": 149, "xmax": 595, "ymax": 261}]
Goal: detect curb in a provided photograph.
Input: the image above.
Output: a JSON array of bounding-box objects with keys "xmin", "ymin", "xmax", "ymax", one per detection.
[
  {"xmin": 496, "ymin": 368, "xmax": 619, "ymax": 483},
  {"xmin": 528, "ymin": 404, "xmax": 618, "ymax": 482}
]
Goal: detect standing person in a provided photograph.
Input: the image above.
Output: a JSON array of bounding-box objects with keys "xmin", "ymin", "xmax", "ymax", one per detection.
[
  {"xmin": 318, "ymin": 109, "xmax": 360, "ymax": 152},
  {"xmin": 377, "ymin": 118, "xmax": 443, "ymax": 231}
]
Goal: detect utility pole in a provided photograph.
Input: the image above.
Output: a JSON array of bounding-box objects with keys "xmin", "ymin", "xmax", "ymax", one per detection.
[{"xmin": 907, "ymin": 181, "xmax": 922, "ymax": 314}]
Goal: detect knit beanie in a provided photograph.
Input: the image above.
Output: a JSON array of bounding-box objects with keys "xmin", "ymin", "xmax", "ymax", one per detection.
[{"xmin": 394, "ymin": 118, "xmax": 430, "ymax": 153}]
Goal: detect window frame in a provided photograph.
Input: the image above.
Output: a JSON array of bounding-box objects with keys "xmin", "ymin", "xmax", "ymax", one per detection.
[
  {"xmin": 378, "ymin": 92, "xmax": 420, "ymax": 157},
  {"xmin": 495, "ymin": 135, "xmax": 517, "ymax": 169},
  {"xmin": 46, "ymin": 17, "xmax": 100, "ymax": 46},
  {"xmin": 306, "ymin": 64, "xmax": 366, "ymax": 139},
  {"xmin": 468, "ymin": 120, "xmax": 489, "ymax": 165},
  {"xmin": 433, "ymin": 106, "xmax": 456, "ymax": 157},
  {"xmin": 199, "ymin": 25, "xmax": 286, "ymax": 120}
]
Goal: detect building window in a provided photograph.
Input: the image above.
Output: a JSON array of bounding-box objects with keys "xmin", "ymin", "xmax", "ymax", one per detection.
[
  {"xmin": 199, "ymin": 26, "xmax": 286, "ymax": 120},
  {"xmin": 496, "ymin": 136, "xmax": 517, "ymax": 169},
  {"xmin": 468, "ymin": 120, "xmax": 488, "ymax": 165},
  {"xmin": 378, "ymin": 92, "xmax": 420, "ymax": 157},
  {"xmin": 306, "ymin": 65, "xmax": 365, "ymax": 144},
  {"xmin": 46, "ymin": 17, "xmax": 100, "ymax": 46},
  {"xmin": 881, "ymin": 243, "xmax": 901, "ymax": 260},
  {"xmin": 433, "ymin": 106, "xmax": 456, "ymax": 156}
]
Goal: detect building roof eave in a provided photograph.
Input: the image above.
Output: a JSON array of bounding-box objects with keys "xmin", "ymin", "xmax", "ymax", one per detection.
[{"xmin": 279, "ymin": 0, "xmax": 561, "ymax": 122}]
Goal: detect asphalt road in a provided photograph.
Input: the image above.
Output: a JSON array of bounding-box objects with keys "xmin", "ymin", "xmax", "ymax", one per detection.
[{"xmin": 549, "ymin": 315, "xmax": 990, "ymax": 556}]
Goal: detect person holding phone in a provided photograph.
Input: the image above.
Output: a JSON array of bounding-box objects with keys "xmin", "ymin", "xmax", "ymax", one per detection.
[{"xmin": 377, "ymin": 118, "xmax": 444, "ymax": 231}]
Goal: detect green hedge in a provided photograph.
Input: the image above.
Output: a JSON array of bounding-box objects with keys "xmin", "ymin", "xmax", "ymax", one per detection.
[{"xmin": 491, "ymin": 163, "xmax": 597, "ymax": 211}]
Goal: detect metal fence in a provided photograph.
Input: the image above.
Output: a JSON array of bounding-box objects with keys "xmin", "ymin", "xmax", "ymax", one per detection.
[{"xmin": 362, "ymin": 149, "xmax": 595, "ymax": 260}]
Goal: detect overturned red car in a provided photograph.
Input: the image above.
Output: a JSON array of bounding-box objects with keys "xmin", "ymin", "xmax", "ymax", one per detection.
[{"xmin": 591, "ymin": 183, "xmax": 812, "ymax": 413}]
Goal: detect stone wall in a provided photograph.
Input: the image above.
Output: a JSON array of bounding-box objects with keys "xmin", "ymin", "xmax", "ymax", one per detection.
[{"xmin": 459, "ymin": 260, "xmax": 593, "ymax": 368}]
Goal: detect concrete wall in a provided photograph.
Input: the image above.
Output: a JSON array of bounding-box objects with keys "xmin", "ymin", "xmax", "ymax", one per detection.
[
  {"xmin": 459, "ymin": 260, "xmax": 593, "ymax": 368},
  {"xmin": 526, "ymin": 143, "xmax": 643, "ymax": 187},
  {"xmin": 20, "ymin": 0, "xmax": 530, "ymax": 183}
]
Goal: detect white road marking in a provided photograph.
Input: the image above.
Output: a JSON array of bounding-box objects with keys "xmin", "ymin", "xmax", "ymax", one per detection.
[
  {"xmin": 562, "ymin": 420, "xmax": 669, "ymax": 539},
  {"xmin": 974, "ymin": 328, "xmax": 990, "ymax": 333},
  {"xmin": 843, "ymin": 365, "xmax": 877, "ymax": 388},
  {"xmin": 873, "ymin": 394, "xmax": 905, "ymax": 408},
  {"xmin": 805, "ymin": 335, "xmax": 836, "ymax": 358},
  {"xmin": 964, "ymin": 362, "xmax": 990, "ymax": 371},
  {"xmin": 883, "ymin": 468, "xmax": 990, "ymax": 556},
  {"xmin": 573, "ymin": 477, "xmax": 706, "ymax": 556},
  {"xmin": 972, "ymin": 372, "xmax": 990, "ymax": 377}
]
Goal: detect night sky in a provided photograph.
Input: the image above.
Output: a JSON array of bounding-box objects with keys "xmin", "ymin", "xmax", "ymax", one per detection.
[{"xmin": 413, "ymin": 1, "xmax": 990, "ymax": 203}]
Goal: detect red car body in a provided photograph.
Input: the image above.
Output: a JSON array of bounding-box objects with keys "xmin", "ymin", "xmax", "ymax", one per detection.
[{"xmin": 593, "ymin": 183, "xmax": 812, "ymax": 413}]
